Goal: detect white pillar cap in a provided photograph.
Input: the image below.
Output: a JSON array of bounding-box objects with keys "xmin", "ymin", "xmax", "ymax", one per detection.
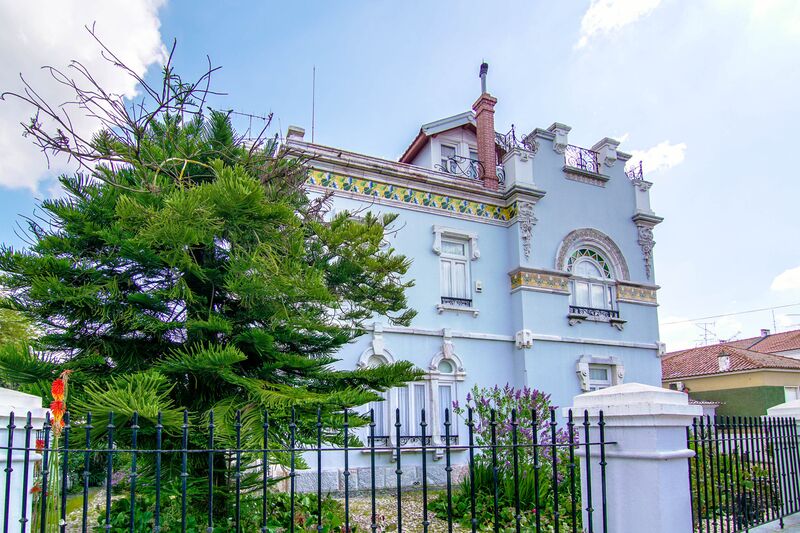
[
  {"xmin": 565, "ymin": 382, "xmax": 702, "ymax": 426},
  {"xmin": 766, "ymin": 399, "xmax": 800, "ymax": 418},
  {"xmin": 0, "ymin": 387, "xmax": 49, "ymax": 424}
]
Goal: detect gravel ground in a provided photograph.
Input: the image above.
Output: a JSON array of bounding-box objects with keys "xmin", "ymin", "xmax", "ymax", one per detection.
[{"xmin": 344, "ymin": 490, "xmax": 471, "ymax": 532}]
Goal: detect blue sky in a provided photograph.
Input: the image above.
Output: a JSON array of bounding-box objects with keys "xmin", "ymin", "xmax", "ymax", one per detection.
[{"xmin": 1, "ymin": 0, "xmax": 799, "ymax": 349}]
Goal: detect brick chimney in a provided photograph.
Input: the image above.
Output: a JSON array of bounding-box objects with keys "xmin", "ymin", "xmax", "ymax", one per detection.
[{"xmin": 473, "ymin": 62, "xmax": 498, "ymax": 190}]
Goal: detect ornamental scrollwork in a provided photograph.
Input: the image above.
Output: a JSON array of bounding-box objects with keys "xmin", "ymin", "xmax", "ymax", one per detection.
[
  {"xmin": 518, "ymin": 202, "xmax": 537, "ymax": 259},
  {"xmin": 636, "ymin": 225, "xmax": 655, "ymax": 279}
]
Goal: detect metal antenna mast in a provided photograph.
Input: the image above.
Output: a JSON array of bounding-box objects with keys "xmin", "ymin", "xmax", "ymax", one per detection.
[{"xmin": 312, "ymin": 66, "xmax": 316, "ymax": 143}]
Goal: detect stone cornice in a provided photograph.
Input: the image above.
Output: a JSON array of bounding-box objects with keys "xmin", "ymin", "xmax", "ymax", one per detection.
[
  {"xmin": 290, "ymin": 139, "xmax": 547, "ymax": 205},
  {"xmin": 632, "ymin": 212, "xmax": 664, "ymax": 226}
]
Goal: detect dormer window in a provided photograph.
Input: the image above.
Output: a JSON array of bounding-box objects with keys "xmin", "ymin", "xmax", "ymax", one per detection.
[
  {"xmin": 441, "ymin": 144, "xmax": 457, "ymax": 173},
  {"xmin": 468, "ymin": 149, "xmax": 479, "ymax": 178}
]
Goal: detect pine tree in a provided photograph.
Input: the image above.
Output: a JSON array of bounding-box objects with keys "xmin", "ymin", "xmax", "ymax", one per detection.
[{"xmin": 0, "ymin": 44, "xmax": 420, "ymax": 489}]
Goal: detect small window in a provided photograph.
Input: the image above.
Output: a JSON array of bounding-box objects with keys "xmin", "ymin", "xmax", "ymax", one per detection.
[
  {"xmin": 468, "ymin": 149, "xmax": 479, "ymax": 178},
  {"xmin": 588, "ymin": 364, "xmax": 612, "ymax": 391},
  {"xmin": 441, "ymin": 145, "xmax": 457, "ymax": 173},
  {"xmin": 785, "ymin": 386, "xmax": 799, "ymax": 402},
  {"xmin": 440, "ymin": 238, "xmax": 471, "ymax": 306}
]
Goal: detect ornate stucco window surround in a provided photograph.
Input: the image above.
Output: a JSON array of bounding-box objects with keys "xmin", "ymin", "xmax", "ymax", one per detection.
[
  {"xmin": 433, "ymin": 225, "xmax": 480, "ymax": 317},
  {"xmin": 576, "ymin": 355, "xmax": 625, "ymax": 392},
  {"xmin": 557, "ymin": 229, "xmax": 629, "ymax": 330},
  {"xmin": 356, "ymin": 326, "xmax": 466, "ymax": 457},
  {"xmin": 423, "ymin": 330, "xmax": 466, "ymax": 458}
]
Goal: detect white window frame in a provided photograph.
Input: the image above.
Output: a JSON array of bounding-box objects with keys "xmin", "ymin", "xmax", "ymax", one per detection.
[
  {"xmin": 569, "ymin": 256, "xmax": 616, "ymax": 311},
  {"xmin": 785, "ymin": 386, "xmax": 800, "ymax": 402},
  {"xmin": 440, "ymin": 143, "xmax": 458, "ymax": 173},
  {"xmin": 396, "ymin": 381, "xmax": 430, "ymax": 440},
  {"xmin": 588, "ymin": 364, "xmax": 613, "ymax": 391},
  {"xmin": 576, "ymin": 355, "xmax": 624, "ymax": 392},
  {"xmin": 427, "ymin": 349, "xmax": 466, "ymax": 455},
  {"xmin": 432, "ymin": 226, "xmax": 480, "ymax": 316}
]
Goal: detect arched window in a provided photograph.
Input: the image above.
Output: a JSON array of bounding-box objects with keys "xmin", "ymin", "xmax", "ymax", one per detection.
[
  {"xmin": 567, "ymin": 248, "xmax": 616, "ymax": 313},
  {"xmin": 365, "ymin": 354, "xmax": 391, "ymax": 440},
  {"xmin": 428, "ymin": 349, "xmax": 466, "ymax": 447}
]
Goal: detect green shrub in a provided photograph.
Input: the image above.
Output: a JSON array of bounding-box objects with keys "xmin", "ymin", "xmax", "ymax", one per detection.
[{"xmin": 95, "ymin": 491, "xmax": 353, "ymax": 532}]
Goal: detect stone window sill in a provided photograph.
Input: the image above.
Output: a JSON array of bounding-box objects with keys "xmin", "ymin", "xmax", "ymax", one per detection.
[{"xmin": 436, "ymin": 303, "xmax": 479, "ymax": 317}]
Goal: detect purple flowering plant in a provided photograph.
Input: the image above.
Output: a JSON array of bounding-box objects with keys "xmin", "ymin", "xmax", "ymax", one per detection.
[
  {"xmin": 432, "ymin": 383, "xmax": 582, "ymax": 530},
  {"xmin": 451, "ymin": 383, "xmax": 573, "ymax": 469}
]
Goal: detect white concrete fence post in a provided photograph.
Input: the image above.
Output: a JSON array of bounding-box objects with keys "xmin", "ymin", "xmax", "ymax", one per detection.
[
  {"xmin": 0, "ymin": 388, "xmax": 49, "ymax": 532},
  {"xmin": 566, "ymin": 382, "xmax": 702, "ymax": 533}
]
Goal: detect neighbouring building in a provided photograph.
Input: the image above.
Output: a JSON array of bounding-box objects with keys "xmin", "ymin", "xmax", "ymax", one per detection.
[
  {"xmin": 284, "ymin": 64, "xmax": 664, "ymax": 488},
  {"xmin": 662, "ymin": 328, "xmax": 800, "ymax": 416}
]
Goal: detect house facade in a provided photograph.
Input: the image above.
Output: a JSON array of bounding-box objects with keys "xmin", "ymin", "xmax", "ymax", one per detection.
[
  {"xmin": 284, "ymin": 64, "xmax": 664, "ymax": 487},
  {"xmin": 662, "ymin": 329, "xmax": 800, "ymax": 416}
]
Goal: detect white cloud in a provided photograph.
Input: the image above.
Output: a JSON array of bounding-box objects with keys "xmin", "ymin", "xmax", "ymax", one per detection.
[
  {"xmin": 0, "ymin": 0, "xmax": 166, "ymax": 192},
  {"xmin": 627, "ymin": 141, "xmax": 687, "ymax": 175},
  {"xmin": 575, "ymin": 0, "xmax": 663, "ymax": 49},
  {"xmin": 772, "ymin": 266, "xmax": 800, "ymax": 291}
]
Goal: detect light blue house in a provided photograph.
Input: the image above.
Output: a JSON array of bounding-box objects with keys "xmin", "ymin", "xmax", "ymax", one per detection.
[{"xmin": 284, "ymin": 64, "xmax": 664, "ymax": 487}]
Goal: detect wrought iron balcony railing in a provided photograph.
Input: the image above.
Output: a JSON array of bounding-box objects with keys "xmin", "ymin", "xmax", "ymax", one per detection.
[
  {"xmin": 564, "ymin": 145, "xmax": 601, "ymax": 174},
  {"xmin": 368, "ymin": 435, "xmax": 459, "ymax": 446},
  {"xmin": 441, "ymin": 296, "xmax": 473, "ymax": 307},
  {"xmin": 569, "ymin": 305, "xmax": 620, "ymax": 319},
  {"xmin": 495, "ymin": 125, "xmax": 538, "ymax": 153},
  {"xmin": 435, "ymin": 155, "xmax": 482, "ymax": 179},
  {"xmin": 626, "ymin": 160, "xmax": 644, "ymax": 180}
]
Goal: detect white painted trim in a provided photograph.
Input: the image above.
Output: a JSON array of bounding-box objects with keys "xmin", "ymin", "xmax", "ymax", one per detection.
[
  {"xmin": 510, "ymin": 285, "xmax": 571, "ymax": 295},
  {"xmin": 362, "ymin": 324, "xmax": 660, "ymax": 349},
  {"xmin": 432, "ymin": 225, "xmax": 480, "ymax": 260},
  {"xmin": 576, "ymin": 448, "xmax": 696, "ymax": 461}
]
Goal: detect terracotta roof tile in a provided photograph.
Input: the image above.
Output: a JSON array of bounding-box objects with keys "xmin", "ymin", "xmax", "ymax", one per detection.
[{"xmin": 662, "ymin": 343, "xmax": 800, "ymax": 380}]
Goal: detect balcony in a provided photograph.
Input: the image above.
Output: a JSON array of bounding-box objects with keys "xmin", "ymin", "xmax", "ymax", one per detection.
[
  {"xmin": 626, "ymin": 160, "xmax": 644, "ymax": 181},
  {"xmin": 564, "ymin": 145, "xmax": 601, "ymax": 174},
  {"xmin": 441, "ymin": 296, "xmax": 473, "ymax": 307},
  {"xmin": 569, "ymin": 305, "xmax": 619, "ymax": 319},
  {"xmin": 435, "ymin": 155, "xmax": 481, "ymax": 180},
  {"xmin": 568, "ymin": 305, "xmax": 626, "ymax": 330}
]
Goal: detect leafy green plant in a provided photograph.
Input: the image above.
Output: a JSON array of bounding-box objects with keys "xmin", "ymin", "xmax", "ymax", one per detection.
[
  {"xmin": 95, "ymin": 491, "xmax": 353, "ymax": 533},
  {"xmin": 0, "ymin": 36, "xmax": 422, "ymax": 520},
  {"xmin": 431, "ymin": 384, "xmax": 580, "ymax": 531}
]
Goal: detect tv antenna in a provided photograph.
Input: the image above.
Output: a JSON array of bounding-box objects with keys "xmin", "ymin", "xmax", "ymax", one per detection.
[
  {"xmin": 694, "ymin": 322, "xmax": 717, "ymax": 346},
  {"xmin": 311, "ymin": 66, "xmax": 316, "ymax": 143}
]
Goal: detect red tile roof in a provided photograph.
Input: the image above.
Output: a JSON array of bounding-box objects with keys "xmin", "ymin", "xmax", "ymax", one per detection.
[
  {"xmin": 727, "ymin": 330, "xmax": 800, "ymax": 354},
  {"xmin": 662, "ymin": 338, "xmax": 800, "ymax": 380}
]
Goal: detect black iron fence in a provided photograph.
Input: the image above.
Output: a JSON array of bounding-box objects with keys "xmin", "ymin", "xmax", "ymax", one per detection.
[
  {"xmin": 0, "ymin": 406, "xmax": 609, "ymax": 532},
  {"xmin": 687, "ymin": 415, "xmax": 800, "ymax": 532}
]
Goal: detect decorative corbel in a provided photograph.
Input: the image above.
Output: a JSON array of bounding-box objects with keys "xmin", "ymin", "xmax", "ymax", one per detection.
[
  {"xmin": 517, "ymin": 202, "xmax": 538, "ymax": 259},
  {"xmin": 576, "ymin": 359, "xmax": 590, "ymax": 392},
  {"xmin": 515, "ymin": 329, "xmax": 533, "ymax": 349},
  {"xmin": 548, "ymin": 123, "xmax": 571, "ymax": 155}
]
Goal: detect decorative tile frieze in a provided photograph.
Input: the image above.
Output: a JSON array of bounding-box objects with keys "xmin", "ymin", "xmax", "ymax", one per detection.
[
  {"xmin": 616, "ymin": 283, "xmax": 658, "ymax": 304},
  {"xmin": 510, "ymin": 269, "xmax": 570, "ymax": 293},
  {"xmin": 306, "ymin": 170, "xmax": 515, "ymax": 222}
]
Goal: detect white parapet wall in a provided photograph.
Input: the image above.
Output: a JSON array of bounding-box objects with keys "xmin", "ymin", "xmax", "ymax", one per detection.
[
  {"xmin": 767, "ymin": 399, "xmax": 800, "ymax": 419},
  {"xmin": 0, "ymin": 388, "xmax": 49, "ymax": 532},
  {"xmin": 566, "ymin": 382, "xmax": 702, "ymax": 533}
]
